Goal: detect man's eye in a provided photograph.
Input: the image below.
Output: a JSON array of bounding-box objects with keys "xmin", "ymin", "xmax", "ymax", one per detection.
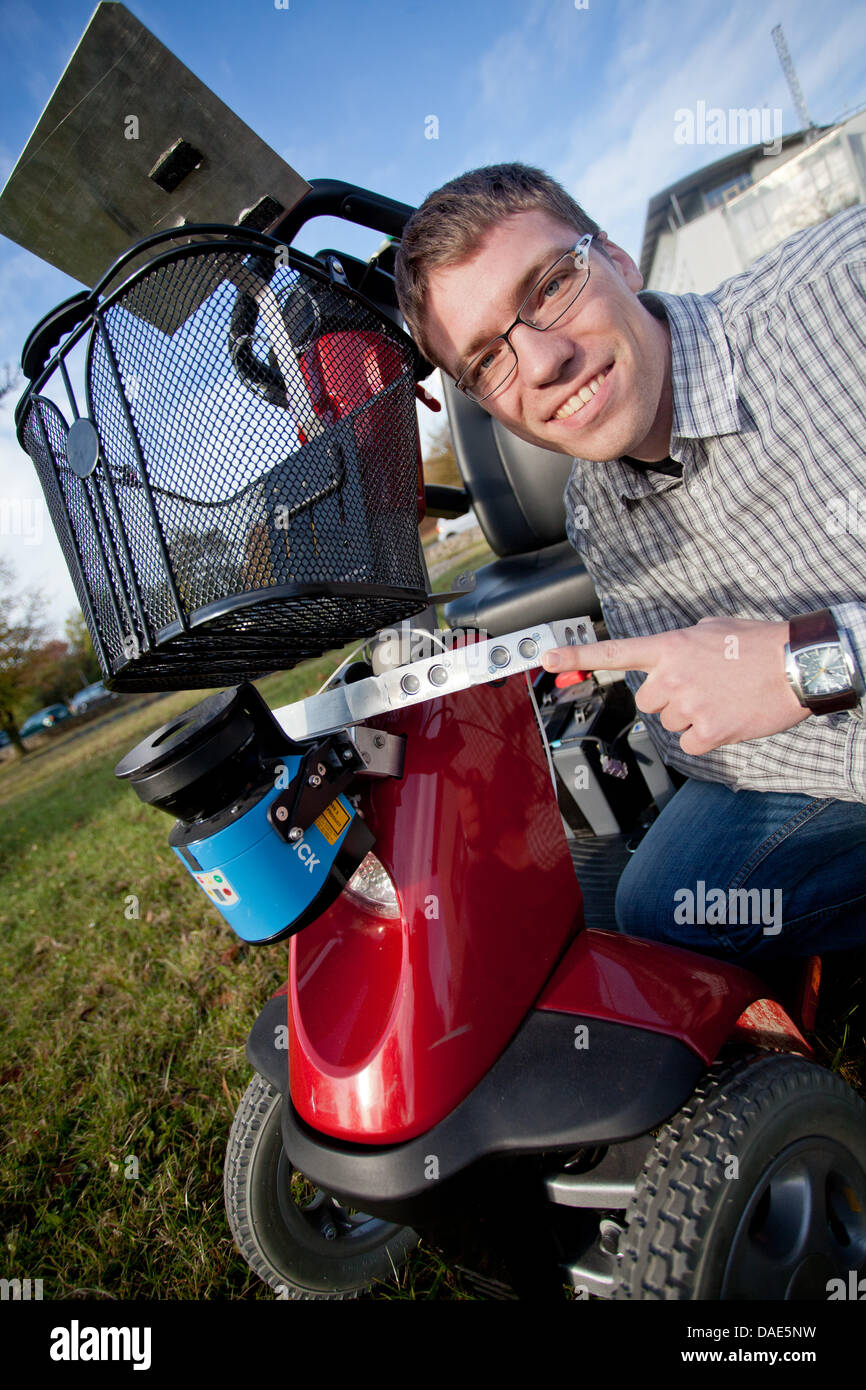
[{"xmin": 532, "ymin": 265, "xmax": 577, "ymax": 315}]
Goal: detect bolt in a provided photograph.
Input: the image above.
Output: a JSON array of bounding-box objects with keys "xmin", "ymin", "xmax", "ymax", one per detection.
[
  {"xmin": 373, "ymin": 735, "xmax": 385, "ymax": 748},
  {"xmin": 342, "ymin": 749, "xmax": 353, "ymax": 761},
  {"xmin": 316, "ymin": 763, "xmax": 327, "ymax": 776},
  {"xmin": 274, "ymin": 806, "xmax": 288, "ymax": 821},
  {"xmin": 362, "ymin": 751, "xmax": 371, "ymax": 764},
  {"xmin": 320, "ymin": 1220, "xmax": 337, "ymax": 1241},
  {"xmin": 308, "ymin": 774, "xmax": 321, "ymax": 787},
  {"xmin": 288, "ymin": 827, "xmax": 302, "ymax": 842},
  {"xmin": 330, "ymin": 259, "xmax": 344, "ymax": 276}
]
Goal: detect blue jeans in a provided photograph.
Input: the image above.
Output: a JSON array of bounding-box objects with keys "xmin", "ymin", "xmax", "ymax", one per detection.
[{"xmin": 614, "ymin": 779, "xmax": 866, "ymax": 965}]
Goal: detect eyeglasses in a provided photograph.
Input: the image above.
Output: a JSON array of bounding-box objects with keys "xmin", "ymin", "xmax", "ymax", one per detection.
[{"xmin": 455, "ymin": 234, "xmax": 594, "ymax": 403}]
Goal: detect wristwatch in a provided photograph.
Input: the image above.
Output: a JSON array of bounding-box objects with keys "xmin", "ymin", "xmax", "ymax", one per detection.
[{"xmin": 783, "ymin": 609, "xmax": 864, "ymax": 714}]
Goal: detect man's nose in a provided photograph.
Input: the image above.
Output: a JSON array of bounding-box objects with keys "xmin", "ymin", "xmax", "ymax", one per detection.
[{"xmin": 511, "ymin": 321, "xmax": 575, "ymax": 388}]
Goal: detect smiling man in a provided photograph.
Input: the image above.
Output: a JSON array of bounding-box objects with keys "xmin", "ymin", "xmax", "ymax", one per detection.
[{"xmin": 395, "ymin": 163, "xmax": 866, "ymax": 964}]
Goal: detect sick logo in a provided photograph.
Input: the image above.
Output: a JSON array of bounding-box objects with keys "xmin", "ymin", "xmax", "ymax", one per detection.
[{"xmin": 289, "ymin": 836, "xmax": 320, "ymax": 874}]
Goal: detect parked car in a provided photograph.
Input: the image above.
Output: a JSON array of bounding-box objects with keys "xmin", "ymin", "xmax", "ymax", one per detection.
[
  {"xmin": 435, "ymin": 506, "xmax": 480, "ymax": 541},
  {"xmin": 19, "ymin": 704, "xmax": 72, "ymax": 738},
  {"xmin": 68, "ymin": 680, "xmax": 117, "ymax": 716}
]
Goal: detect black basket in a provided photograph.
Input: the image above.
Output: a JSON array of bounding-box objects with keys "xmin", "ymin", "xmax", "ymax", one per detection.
[{"xmin": 16, "ymin": 226, "xmax": 431, "ymax": 690}]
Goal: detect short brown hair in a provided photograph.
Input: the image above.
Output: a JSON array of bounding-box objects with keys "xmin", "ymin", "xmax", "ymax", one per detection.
[{"xmin": 394, "ymin": 162, "xmax": 601, "ymax": 370}]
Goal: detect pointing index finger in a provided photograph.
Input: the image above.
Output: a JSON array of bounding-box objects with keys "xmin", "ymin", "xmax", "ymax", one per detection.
[{"xmin": 541, "ymin": 633, "xmax": 660, "ymax": 672}]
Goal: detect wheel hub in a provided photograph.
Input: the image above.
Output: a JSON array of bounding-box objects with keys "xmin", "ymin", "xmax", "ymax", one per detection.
[{"xmin": 721, "ymin": 1137, "xmax": 866, "ymax": 1300}]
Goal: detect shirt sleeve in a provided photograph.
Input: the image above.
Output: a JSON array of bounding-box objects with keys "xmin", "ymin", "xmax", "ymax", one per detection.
[{"xmin": 830, "ymin": 602, "xmax": 866, "ymax": 715}]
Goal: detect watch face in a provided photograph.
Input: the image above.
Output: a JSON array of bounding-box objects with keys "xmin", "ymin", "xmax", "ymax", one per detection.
[{"xmin": 799, "ymin": 644, "xmax": 851, "ymax": 695}]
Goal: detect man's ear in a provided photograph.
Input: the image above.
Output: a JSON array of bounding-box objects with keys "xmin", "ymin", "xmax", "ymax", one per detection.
[{"xmin": 597, "ymin": 232, "xmax": 643, "ymax": 293}]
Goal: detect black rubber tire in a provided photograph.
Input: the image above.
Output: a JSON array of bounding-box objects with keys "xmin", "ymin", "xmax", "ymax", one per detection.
[
  {"xmin": 224, "ymin": 1072, "xmax": 419, "ymax": 1299},
  {"xmin": 612, "ymin": 1051, "xmax": 866, "ymax": 1300}
]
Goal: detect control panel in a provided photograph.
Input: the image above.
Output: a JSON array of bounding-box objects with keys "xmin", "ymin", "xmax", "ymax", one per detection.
[{"xmin": 272, "ymin": 616, "xmax": 597, "ymax": 742}]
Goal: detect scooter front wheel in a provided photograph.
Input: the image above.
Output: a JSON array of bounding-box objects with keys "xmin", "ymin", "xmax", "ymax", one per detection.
[{"xmin": 224, "ymin": 1072, "xmax": 419, "ymax": 1299}]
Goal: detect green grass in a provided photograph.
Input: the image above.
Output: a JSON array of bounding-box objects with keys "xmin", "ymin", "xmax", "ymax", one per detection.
[
  {"xmin": 0, "ymin": 551, "xmax": 862, "ymax": 1301},
  {"xmin": 0, "ymin": 552, "xmax": 498, "ymax": 1302}
]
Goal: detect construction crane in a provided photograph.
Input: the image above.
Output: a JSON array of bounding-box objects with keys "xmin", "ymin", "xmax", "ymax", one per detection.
[{"xmin": 771, "ymin": 24, "xmax": 816, "ymax": 137}]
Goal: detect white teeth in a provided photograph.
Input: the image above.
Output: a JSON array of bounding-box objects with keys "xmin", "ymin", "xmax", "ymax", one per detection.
[{"xmin": 553, "ymin": 371, "xmax": 608, "ymax": 420}]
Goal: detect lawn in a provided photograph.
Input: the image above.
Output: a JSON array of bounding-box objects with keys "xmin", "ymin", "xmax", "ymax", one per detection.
[{"xmin": 0, "ymin": 547, "xmax": 493, "ymax": 1302}]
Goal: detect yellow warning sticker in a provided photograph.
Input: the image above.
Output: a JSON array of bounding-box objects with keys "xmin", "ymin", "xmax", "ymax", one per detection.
[{"xmin": 314, "ymin": 798, "xmax": 351, "ymax": 845}]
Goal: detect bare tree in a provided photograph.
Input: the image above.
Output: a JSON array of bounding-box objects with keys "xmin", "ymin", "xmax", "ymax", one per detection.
[
  {"xmin": 422, "ymin": 420, "xmax": 462, "ymax": 491},
  {"xmin": 0, "ymin": 558, "xmax": 49, "ymax": 756},
  {"xmin": 0, "ymin": 362, "xmax": 23, "ymax": 405}
]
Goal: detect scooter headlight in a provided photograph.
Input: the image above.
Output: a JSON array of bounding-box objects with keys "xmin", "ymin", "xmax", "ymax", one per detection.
[{"xmin": 344, "ymin": 852, "xmax": 400, "ymax": 918}]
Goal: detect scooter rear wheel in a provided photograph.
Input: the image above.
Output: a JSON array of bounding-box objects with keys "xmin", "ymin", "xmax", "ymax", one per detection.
[
  {"xmin": 611, "ymin": 1051, "xmax": 866, "ymax": 1300},
  {"xmin": 224, "ymin": 1072, "xmax": 419, "ymax": 1299}
]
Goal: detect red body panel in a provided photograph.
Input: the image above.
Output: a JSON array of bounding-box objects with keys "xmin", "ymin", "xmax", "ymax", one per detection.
[
  {"xmin": 536, "ymin": 929, "xmax": 800, "ymax": 1064},
  {"xmin": 285, "ymin": 657, "xmax": 799, "ymax": 1146},
  {"xmin": 289, "ymin": 671, "xmax": 582, "ymax": 1142}
]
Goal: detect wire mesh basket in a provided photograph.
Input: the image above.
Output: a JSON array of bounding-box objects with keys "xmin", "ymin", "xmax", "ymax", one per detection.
[{"xmin": 16, "ymin": 226, "xmax": 431, "ymax": 690}]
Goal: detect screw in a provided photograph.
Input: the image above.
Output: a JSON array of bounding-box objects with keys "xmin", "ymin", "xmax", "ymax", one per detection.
[
  {"xmin": 274, "ymin": 806, "xmax": 288, "ymax": 822},
  {"xmin": 373, "ymin": 735, "xmax": 385, "ymax": 748},
  {"xmin": 288, "ymin": 827, "xmax": 302, "ymax": 842},
  {"xmin": 316, "ymin": 763, "xmax": 327, "ymax": 776},
  {"xmin": 308, "ymin": 774, "xmax": 321, "ymax": 787},
  {"xmin": 342, "ymin": 749, "xmax": 353, "ymax": 761},
  {"xmin": 330, "ymin": 259, "xmax": 344, "ymax": 276},
  {"xmin": 320, "ymin": 1220, "xmax": 337, "ymax": 1241}
]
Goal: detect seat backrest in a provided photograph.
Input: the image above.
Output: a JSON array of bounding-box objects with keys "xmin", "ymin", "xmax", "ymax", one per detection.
[{"xmin": 443, "ymin": 377, "xmax": 573, "ymax": 557}]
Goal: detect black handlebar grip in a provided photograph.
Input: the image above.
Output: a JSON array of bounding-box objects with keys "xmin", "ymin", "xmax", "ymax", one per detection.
[{"xmin": 270, "ymin": 179, "xmax": 417, "ymax": 245}]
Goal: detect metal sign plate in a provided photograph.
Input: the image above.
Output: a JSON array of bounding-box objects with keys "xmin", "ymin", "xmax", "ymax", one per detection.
[{"xmin": 0, "ymin": 1, "xmax": 309, "ymax": 323}]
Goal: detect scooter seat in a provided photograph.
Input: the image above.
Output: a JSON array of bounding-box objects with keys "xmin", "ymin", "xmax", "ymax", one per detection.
[{"xmin": 444, "ymin": 539, "xmax": 602, "ymax": 635}]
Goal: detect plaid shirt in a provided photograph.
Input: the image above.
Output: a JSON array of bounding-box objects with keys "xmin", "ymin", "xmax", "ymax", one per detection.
[{"xmin": 563, "ymin": 205, "xmax": 866, "ymax": 804}]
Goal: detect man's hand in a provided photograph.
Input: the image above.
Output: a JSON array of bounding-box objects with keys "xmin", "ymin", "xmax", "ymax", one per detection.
[{"xmin": 541, "ymin": 616, "xmax": 811, "ymax": 755}]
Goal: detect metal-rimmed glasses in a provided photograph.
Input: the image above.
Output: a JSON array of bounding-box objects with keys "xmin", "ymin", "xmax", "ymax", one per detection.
[{"xmin": 455, "ymin": 233, "xmax": 594, "ymax": 403}]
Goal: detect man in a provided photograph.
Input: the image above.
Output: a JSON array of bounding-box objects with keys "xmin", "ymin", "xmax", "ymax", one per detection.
[{"xmin": 394, "ymin": 162, "xmax": 866, "ymax": 964}]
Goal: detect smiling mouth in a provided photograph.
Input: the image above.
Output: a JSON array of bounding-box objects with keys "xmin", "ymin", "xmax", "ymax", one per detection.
[{"xmin": 550, "ymin": 365, "xmax": 612, "ymax": 421}]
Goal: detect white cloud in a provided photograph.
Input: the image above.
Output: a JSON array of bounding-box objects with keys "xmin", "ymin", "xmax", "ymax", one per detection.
[{"xmin": 456, "ymin": 0, "xmax": 865, "ymax": 261}]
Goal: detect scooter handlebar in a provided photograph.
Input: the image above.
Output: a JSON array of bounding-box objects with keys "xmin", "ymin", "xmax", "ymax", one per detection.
[{"xmin": 270, "ymin": 179, "xmax": 417, "ymax": 245}]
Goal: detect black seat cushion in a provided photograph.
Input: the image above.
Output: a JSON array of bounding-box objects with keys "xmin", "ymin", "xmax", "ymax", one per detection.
[{"xmin": 444, "ymin": 539, "xmax": 602, "ymax": 635}]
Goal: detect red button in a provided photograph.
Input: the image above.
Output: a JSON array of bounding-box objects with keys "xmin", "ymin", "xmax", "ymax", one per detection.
[{"xmin": 555, "ymin": 670, "xmax": 589, "ymax": 688}]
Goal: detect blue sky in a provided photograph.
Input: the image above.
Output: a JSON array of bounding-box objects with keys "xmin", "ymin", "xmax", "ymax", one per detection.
[{"xmin": 1, "ymin": 0, "xmax": 865, "ymax": 636}]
